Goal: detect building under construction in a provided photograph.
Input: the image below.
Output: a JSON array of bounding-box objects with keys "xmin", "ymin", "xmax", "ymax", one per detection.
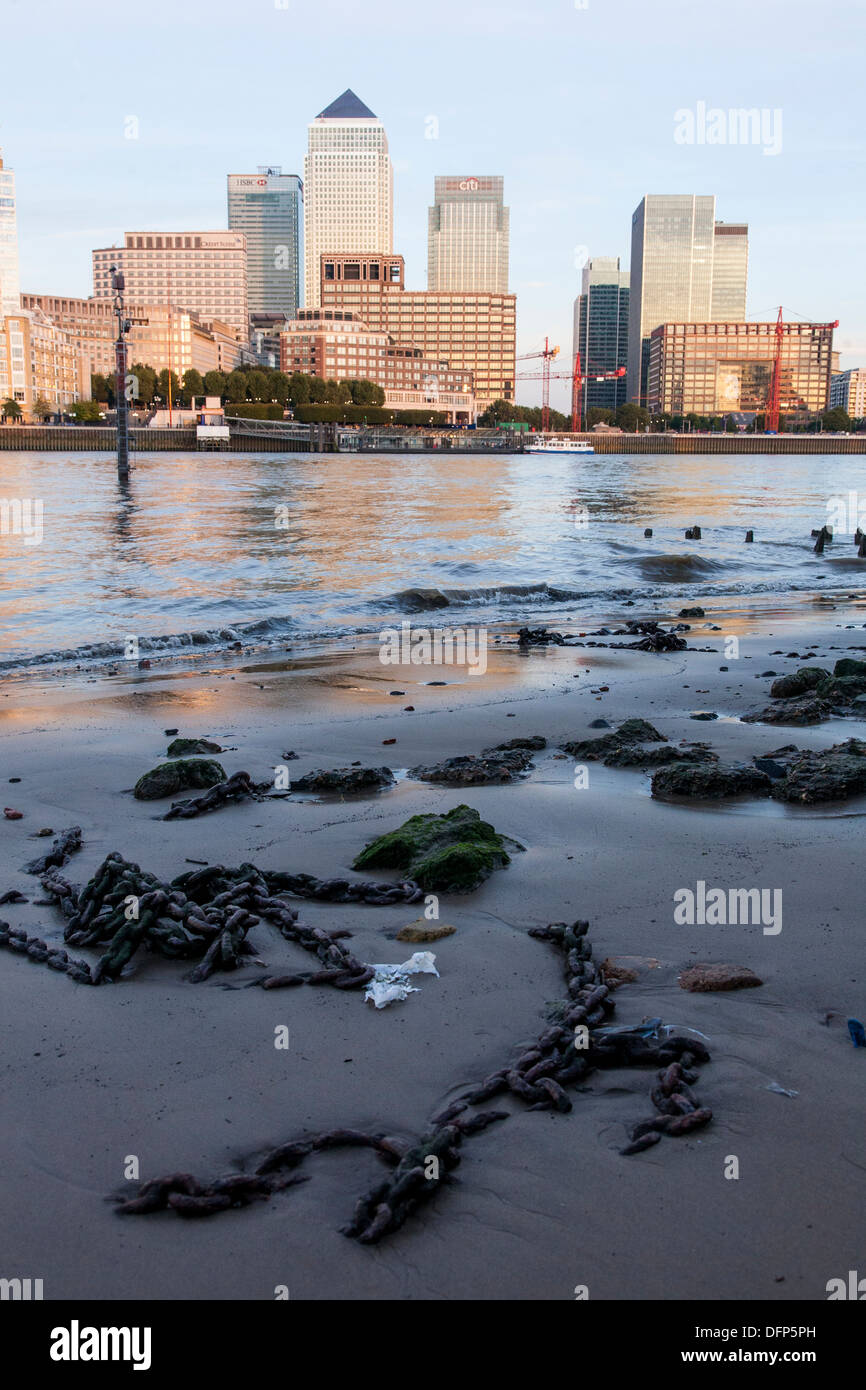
[{"xmin": 646, "ymin": 319, "xmax": 836, "ymax": 419}]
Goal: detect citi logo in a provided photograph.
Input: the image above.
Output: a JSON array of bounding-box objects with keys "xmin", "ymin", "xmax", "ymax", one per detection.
[
  {"xmin": 0, "ymin": 1277, "xmax": 43, "ymax": 1300},
  {"xmin": 827, "ymin": 1270, "xmax": 866, "ymax": 1300},
  {"xmin": 49, "ymin": 1321, "xmax": 152, "ymax": 1371}
]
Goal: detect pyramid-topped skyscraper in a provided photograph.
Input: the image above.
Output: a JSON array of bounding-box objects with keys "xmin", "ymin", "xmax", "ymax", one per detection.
[{"xmin": 303, "ymin": 90, "xmax": 393, "ymax": 308}]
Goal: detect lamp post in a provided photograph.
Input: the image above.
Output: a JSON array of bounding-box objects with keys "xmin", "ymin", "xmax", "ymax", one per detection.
[{"xmin": 111, "ymin": 265, "xmax": 130, "ymax": 481}]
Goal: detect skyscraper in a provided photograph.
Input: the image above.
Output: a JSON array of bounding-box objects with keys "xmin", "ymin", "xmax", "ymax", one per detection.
[
  {"xmin": 228, "ymin": 167, "xmax": 303, "ymax": 319},
  {"xmin": 427, "ymin": 176, "xmax": 509, "ymax": 293},
  {"xmin": 0, "ymin": 148, "xmax": 20, "ymax": 320},
  {"xmin": 303, "ymin": 90, "xmax": 393, "ymax": 309},
  {"xmin": 710, "ymin": 222, "xmax": 749, "ymax": 320},
  {"xmin": 572, "ymin": 257, "xmax": 630, "ymax": 415},
  {"xmin": 627, "ymin": 195, "xmax": 748, "ymax": 404}
]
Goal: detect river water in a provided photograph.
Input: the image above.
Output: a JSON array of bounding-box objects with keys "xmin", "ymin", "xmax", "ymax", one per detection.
[{"xmin": 0, "ymin": 448, "xmax": 864, "ymax": 670}]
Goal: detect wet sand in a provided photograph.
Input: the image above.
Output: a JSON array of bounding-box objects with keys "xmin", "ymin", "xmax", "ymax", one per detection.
[{"xmin": 1, "ymin": 596, "xmax": 865, "ymax": 1300}]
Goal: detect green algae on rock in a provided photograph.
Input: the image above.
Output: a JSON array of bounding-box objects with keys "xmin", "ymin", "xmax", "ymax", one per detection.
[
  {"xmin": 133, "ymin": 758, "xmax": 227, "ymax": 801},
  {"xmin": 352, "ymin": 804, "xmax": 513, "ymax": 892},
  {"xmin": 166, "ymin": 737, "xmax": 223, "ymax": 757}
]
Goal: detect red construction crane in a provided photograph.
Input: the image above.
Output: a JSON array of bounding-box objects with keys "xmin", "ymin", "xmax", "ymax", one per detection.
[
  {"xmin": 571, "ymin": 354, "xmax": 627, "ymax": 433},
  {"xmin": 517, "ymin": 340, "xmax": 626, "ymax": 432},
  {"xmin": 516, "ymin": 337, "xmax": 560, "ymax": 432},
  {"xmin": 764, "ymin": 308, "xmax": 839, "ymax": 432}
]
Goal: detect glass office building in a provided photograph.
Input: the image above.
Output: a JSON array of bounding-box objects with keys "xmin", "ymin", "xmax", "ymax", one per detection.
[
  {"xmin": 227, "ymin": 168, "xmax": 303, "ymax": 319},
  {"xmin": 427, "ymin": 176, "xmax": 509, "ymax": 294},
  {"xmin": 572, "ymin": 257, "xmax": 629, "ymax": 414},
  {"xmin": 628, "ymin": 195, "xmax": 748, "ymax": 404},
  {"xmin": 0, "ymin": 148, "xmax": 20, "ymax": 320}
]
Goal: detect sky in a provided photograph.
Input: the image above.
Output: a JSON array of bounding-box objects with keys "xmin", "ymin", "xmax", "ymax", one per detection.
[{"xmin": 3, "ymin": 0, "xmax": 864, "ymax": 410}]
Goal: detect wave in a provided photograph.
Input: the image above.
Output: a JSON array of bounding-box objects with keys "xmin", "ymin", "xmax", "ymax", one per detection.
[
  {"xmin": 0, "ymin": 615, "xmax": 299, "ymax": 674},
  {"xmin": 630, "ymin": 552, "xmax": 731, "ymax": 583},
  {"xmin": 383, "ymin": 582, "xmax": 594, "ymax": 613}
]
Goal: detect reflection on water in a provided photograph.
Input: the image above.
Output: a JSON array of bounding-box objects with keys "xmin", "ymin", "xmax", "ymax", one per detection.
[{"xmin": 1, "ymin": 449, "xmax": 864, "ymax": 665}]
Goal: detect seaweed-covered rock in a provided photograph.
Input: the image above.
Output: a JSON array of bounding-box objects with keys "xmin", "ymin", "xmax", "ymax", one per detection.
[
  {"xmin": 491, "ymin": 736, "xmax": 547, "ymax": 751},
  {"xmin": 679, "ymin": 606, "xmax": 705, "ymax": 618},
  {"xmin": 604, "ymin": 743, "xmax": 717, "ymax": 769},
  {"xmin": 651, "ymin": 762, "xmax": 771, "ymax": 800},
  {"xmin": 352, "ymin": 804, "xmax": 512, "ymax": 893},
  {"xmin": 562, "ymin": 717, "xmax": 666, "ymax": 760},
  {"xmin": 133, "ymin": 758, "xmax": 226, "ymax": 801},
  {"xmin": 834, "ymin": 658, "xmax": 866, "ymax": 679},
  {"xmin": 166, "ymin": 737, "xmax": 223, "ymax": 757},
  {"xmin": 769, "ymin": 667, "xmax": 829, "ymax": 699},
  {"xmin": 518, "ymin": 627, "xmax": 566, "ymax": 646},
  {"xmin": 291, "ymin": 766, "xmax": 395, "ymax": 793},
  {"xmin": 815, "ymin": 674, "xmax": 866, "ymax": 706},
  {"xmin": 770, "ymin": 738, "xmax": 866, "ymax": 804},
  {"xmin": 410, "ymin": 746, "xmax": 534, "ymax": 785},
  {"xmin": 742, "ymin": 695, "xmax": 832, "ymax": 726}
]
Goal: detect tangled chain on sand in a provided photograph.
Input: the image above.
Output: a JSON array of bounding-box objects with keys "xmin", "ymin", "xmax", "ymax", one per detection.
[
  {"xmin": 0, "ymin": 840, "xmax": 423, "ymax": 987},
  {"xmin": 113, "ymin": 919, "xmax": 713, "ymax": 1241}
]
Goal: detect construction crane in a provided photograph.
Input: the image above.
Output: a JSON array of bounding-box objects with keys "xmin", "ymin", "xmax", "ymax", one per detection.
[
  {"xmin": 516, "ymin": 337, "xmax": 560, "ymax": 432},
  {"xmin": 764, "ymin": 307, "xmax": 839, "ymax": 433},
  {"xmin": 518, "ymin": 348, "xmax": 626, "ymax": 432},
  {"xmin": 571, "ymin": 354, "xmax": 627, "ymax": 433}
]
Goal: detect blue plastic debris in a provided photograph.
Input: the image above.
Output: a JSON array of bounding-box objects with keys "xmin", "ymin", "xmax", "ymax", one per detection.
[{"xmin": 847, "ymin": 1018, "xmax": 866, "ymax": 1048}]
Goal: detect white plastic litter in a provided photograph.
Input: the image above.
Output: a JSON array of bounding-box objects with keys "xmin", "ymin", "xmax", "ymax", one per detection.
[
  {"xmin": 364, "ymin": 951, "xmax": 439, "ymax": 1009},
  {"xmin": 766, "ymin": 1081, "xmax": 799, "ymax": 1098}
]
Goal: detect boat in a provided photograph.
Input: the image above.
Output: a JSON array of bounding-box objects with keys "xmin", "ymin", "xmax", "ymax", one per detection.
[{"xmin": 524, "ymin": 436, "xmax": 594, "ymax": 454}]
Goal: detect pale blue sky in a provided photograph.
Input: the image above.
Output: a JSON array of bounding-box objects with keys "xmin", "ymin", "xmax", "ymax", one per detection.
[{"xmin": 3, "ymin": 0, "xmax": 864, "ymax": 408}]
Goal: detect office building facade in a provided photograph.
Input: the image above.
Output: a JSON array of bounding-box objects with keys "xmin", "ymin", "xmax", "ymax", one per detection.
[
  {"xmin": 427, "ymin": 176, "xmax": 509, "ymax": 293},
  {"xmin": 829, "ymin": 367, "xmax": 866, "ymax": 418},
  {"xmin": 303, "ymin": 90, "xmax": 393, "ymax": 309},
  {"xmin": 228, "ymin": 168, "xmax": 303, "ymax": 319},
  {"xmin": 0, "ymin": 149, "xmax": 20, "ymax": 321},
  {"xmin": 319, "ymin": 252, "xmax": 516, "ymax": 409},
  {"xmin": 628, "ymin": 195, "xmax": 748, "ymax": 403},
  {"xmin": 0, "ymin": 307, "xmax": 84, "ymax": 418},
  {"xmin": 280, "ymin": 309, "xmax": 476, "ymax": 422},
  {"xmin": 92, "ymin": 232, "xmax": 248, "ymax": 338},
  {"xmin": 646, "ymin": 320, "xmax": 835, "ymax": 418},
  {"xmin": 572, "ymin": 257, "xmax": 629, "ymax": 415}
]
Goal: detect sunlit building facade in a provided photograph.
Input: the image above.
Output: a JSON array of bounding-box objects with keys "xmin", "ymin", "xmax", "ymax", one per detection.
[
  {"xmin": 829, "ymin": 368, "xmax": 866, "ymax": 418},
  {"xmin": 320, "ymin": 252, "xmax": 515, "ymax": 409},
  {"xmin": 427, "ymin": 176, "xmax": 509, "ymax": 293},
  {"xmin": 303, "ymin": 90, "xmax": 393, "ymax": 309},
  {"xmin": 0, "ymin": 308, "xmax": 84, "ymax": 418},
  {"xmin": 646, "ymin": 320, "xmax": 835, "ymax": 417},
  {"xmin": 628, "ymin": 195, "xmax": 748, "ymax": 403},
  {"xmin": 0, "ymin": 149, "xmax": 20, "ymax": 322},
  {"xmin": 92, "ymin": 232, "xmax": 248, "ymax": 338}
]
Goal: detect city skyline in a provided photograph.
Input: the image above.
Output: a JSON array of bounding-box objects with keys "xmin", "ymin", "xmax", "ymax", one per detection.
[{"xmin": 2, "ymin": 0, "xmax": 863, "ymax": 410}]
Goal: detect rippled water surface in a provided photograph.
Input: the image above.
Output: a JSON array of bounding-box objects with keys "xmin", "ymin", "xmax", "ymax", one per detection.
[{"xmin": 1, "ymin": 449, "xmax": 864, "ymax": 668}]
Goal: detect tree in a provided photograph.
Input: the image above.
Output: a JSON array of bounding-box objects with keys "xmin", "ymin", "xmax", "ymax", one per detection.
[
  {"xmin": 91, "ymin": 372, "xmax": 115, "ymax": 406},
  {"xmin": 69, "ymin": 400, "xmax": 103, "ymax": 422},
  {"xmin": 129, "ymin": 363, "xmax": 157, "ymax": 407},
  {"xmin": 225, "ymin": 369, "xmax": 249, "ymax": 403},
  {"xmin": 348, "ymin": 378, "xmax": 385, "ymax": 407},
  {"xmin": 584, "ymin": 406, "xmax": 613, "ymax": 428},
  {"xmin": 32, "ymin": 395, "xmax": 51, "ymax": 421},
  {"xmin": 270, "ymin": 371, "xmax": 291, "ymax": 406},
  {"xmin": 156, "ymin": 369, "xmax": 181, "ymax": 405},
  {"xmin": 615, "ymin": 402, "xmax": 649, "ymax": 431},
  {"xmin": 246, "ymin": 369, "xmax": 270, "ymax": 402},
  {"xmin": 181, "ymin": 369, "xmax": 205, "ymax": 406},
  {"xmin": 2, "ymin": 397, "xmax": 22, "ymax": 421},
  {"xmin": 822, "ymin": 405, "xmax": 852, "ymax": 432},
  {"xmin": 287, "ymin": 372, "xmax": 312, "ymax": 407},
  {"xmin": 203, "ymin": 370, "xmax": 226, "ymax": 399}
]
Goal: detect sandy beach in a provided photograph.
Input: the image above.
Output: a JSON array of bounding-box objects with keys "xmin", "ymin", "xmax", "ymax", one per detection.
[{"xmin": 1, "ymin": 593, "xmax": 865, "ymax": 1301}]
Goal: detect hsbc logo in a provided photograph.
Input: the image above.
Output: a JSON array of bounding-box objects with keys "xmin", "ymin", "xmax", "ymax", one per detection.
[{"xmin": 458, "ymin": 178, "xmax": 480, "ymax": 191}]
